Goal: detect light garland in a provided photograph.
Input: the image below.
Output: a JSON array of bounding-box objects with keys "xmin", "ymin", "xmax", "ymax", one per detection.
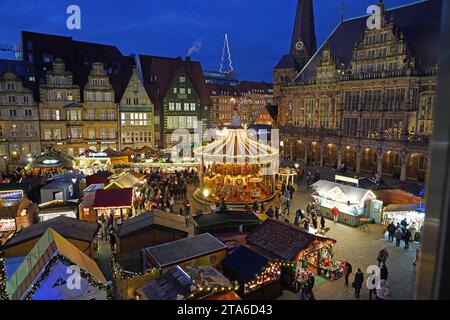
[
  {"xmin": 22, "ymin": 254, "xmax": 113, "ymax": 300},
  {"xmin": 243, "ymin": 262, "xmax": 282, "ymax": 294},
  {"xmin": 110, "ymin": 254, "xmax": 160, "ymax": 281}
]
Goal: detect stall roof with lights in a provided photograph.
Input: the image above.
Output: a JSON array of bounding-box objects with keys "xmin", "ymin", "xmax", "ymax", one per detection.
[
  {"xmin": 6, "ymin": 228, "xmax": 108, "ymax": 300},
  {"xmin": 311, "ymin": 180, "xmax": 376, "ymax": 205},
  {"xmin": 26, "ymin": 147, "xmax": 76, "ymax": 169}
]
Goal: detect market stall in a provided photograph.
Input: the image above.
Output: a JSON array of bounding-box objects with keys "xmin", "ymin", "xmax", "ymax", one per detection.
[
  {"xmin": 92, "ymin": 188, "xmax": 133, "ymax": 221},
  {"xmin": 222, "ymin": 245, "xmax": 281, "ymax": 300},
  {"xmin": 311, "ymin": 180, "xmax": 383, "ymax": 226},
  {"xmin": 37, "ymin": 200, "xmax": 78, "ymax": 222},
  {"xmin": 78, "ymin": 150, "xmax": 112, "ymax": 174},
  {"xmin": 40, "ymin": 182, "xmax": 76, "ymax": 203},
  {"xmin": 246, "ymin": 219, "xmax": 338, "ymax": 285},
  {"xmin": 193, "ymin": 111, "xmax": 279, "ymax": 204},
  {"xmin": 383, "ymin": 204, "xmax": 425, "ymax": 242},
  {"xmin": 25, "ymin": 147, "xmax": 76, "ymax": 173}
]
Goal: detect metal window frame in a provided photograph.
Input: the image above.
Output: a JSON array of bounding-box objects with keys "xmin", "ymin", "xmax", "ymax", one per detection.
[{"xmin": 416, "ymin": 0, "xmax": 450, "ymax": 300}]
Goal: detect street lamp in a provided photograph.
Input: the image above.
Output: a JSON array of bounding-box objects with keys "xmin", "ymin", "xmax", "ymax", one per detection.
[{"xmin": 295, "ymin": 163, "xmax": 299, "ymax": 169}]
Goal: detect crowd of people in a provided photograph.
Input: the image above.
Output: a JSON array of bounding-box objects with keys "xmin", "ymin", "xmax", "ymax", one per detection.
[{"xmin": 386, "ymin": 218, "xmax": 415, "ymax": 249}]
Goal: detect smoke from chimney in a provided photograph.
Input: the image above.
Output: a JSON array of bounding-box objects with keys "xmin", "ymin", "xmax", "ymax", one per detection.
[{"xmin": 187, "ymin": 39, "xmax": 202, "ymax": 57}]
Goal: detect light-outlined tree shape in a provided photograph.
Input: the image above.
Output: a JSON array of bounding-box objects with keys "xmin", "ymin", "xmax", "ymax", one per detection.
[{"xmin": 219, "ymin": 33, "xmax": 234, "ymax": 74}]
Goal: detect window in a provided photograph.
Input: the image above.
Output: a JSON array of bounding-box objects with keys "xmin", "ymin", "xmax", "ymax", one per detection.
[
  {"xmin": 169, "ymin": 102, "xmax": 175, "ymax": 111},
  {"xmin": 126, "ymin": 98, "xmax": 131, "ymax": 105},
  {"xmin": 190, "ymin": 103, "xmax": 196, "ymax": 111},
  {"xmin": 176, "ymin": 103, "xmax": 181, "ymax": 111},
  {"xmin": 67, "ymin": 110, "xmax": 82, "ymax": 121},
  {"xmin": 104, "ymin": 92, "xmax": 112, "ymax": 102},
  {"xmin": 9, "ymin": 109, "xmax": 17, "ymax": 117},
  {"xmin": 68, "ymin": 127, "xmax": 82, "ymax": 139},
  {"xmin": 43, "ymin": 54, "xmax": 54, "ymax": 64},
  {"xmin": 173, "ymin": 88, "xmax": 177, "ymax": 94},
  {"xmin": 179, "ymin": 76, "xmax": 185, "ymax": 83},
  {"xmin": 6, "ymin": 82, "xmax": 16, "ymax": 90},
  {"xmin": 87, "ymin": 110, "xmax": 95, "ymax": 121},
  {"xmin": 52, "ymin": 110, "xmax": 60, "ymax": 121},
  {"xmin": 95, "ymin": 92, "xmax": 103, "ymax": 101},
  {"xmin": 108, "ymin": 110, "xmax": 115, "ymax": 120},
  {"xmin": 10, "ymin": 124, "xmax": 18, "ymax": 137},
  {"xmin": 8, "ymin": 95, "xmax": 16, "ymax": 104},
  {"xmin": 343, "ymin": 118, "xmax": 358, "ymax": 136},
  {"xmin": 108, "ymin": 128, "xmax": 116, "ymax": 139},
  {"xmin": 87, "ymin": 92, "xmax": 94, "ymax": 101},
  {"xmin": 88, "ymin": 128, "xmax": 96, "ymax": 139},
  {"xmin": 44, "ymin": 129, "xmax": 52, "ymax": 140},
  {"xmin": 188, "ymin": 88, "xmax": 192, "ymax": 95},
  {"xmin": 133, "ymin": 83, "xmax": 138, "ymax": 93},
  {"xmin": 184, "ymin": 103, "xmax": 190, "ymax": 111},
  {"xmin": 100, "ymin": 111, "xmax": 107, "ymax": 121},
  {"xmin": 54, "ymin": 129, "xmax": 62, "ymax": 140},
  {"xmin": 24, "ymin": 109, "xmax": 32, "ymax": 117},
  {"xmin": 43, "ymin": 110, "xmax": 51, "ymax": 120},
  {"xmin": 305, "ymin": 99, "xmax": 315, "ymax": 127},
  {"xmin": 133, "ymin": 98, "xmax": 139, "ymax": 105},
  {"xmin": 180, "ymin": 88, "xmax": 186, "ymax": 94},
  {"xmin": 0, "ymin": 125, "xmax": 3, "ymax": 137},
  {"xmin": 25, "ymin": 124, "xmax": 33, "ymax": 137},
  {"xmin": 418, "ymin": 95, "xmax": 435, "ymax": 135},
  {"xmin": 99, "ymin": 128, "xmax": 108, "ymax": 139},
  {"xmin": 23, "ymin": 96, "xmax": 30, "ymax": 104}
]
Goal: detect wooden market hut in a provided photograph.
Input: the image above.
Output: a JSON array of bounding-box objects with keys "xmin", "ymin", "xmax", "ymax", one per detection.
[
  {"xmin": 117, "ymin": 211, "xmax": 188, "ymax": 254},
  {"xmin": 1, "ymin": 216, "xmax": 100, "ymax": 259},
  {"xmin": 135, "ymin": 265, "xmax": 236, "ymax": 300},
  {"xmin": 246, "ymin": 219, "xmax": 336, "ymax": 285},
  {"xmin": 222, "ymin": 245, "xmax": 282, "ymax": 300},
  {"xmin": 105, "ymin": 171, "xmax": 145, "ymax": 190},
  {"xmin": 193, "ymin": 210, "xmax": 261, "ymax": 236},
  {"xmin": 142, "ymin": 233, "xmax": 228, "ymax": 272},
  {"xmin": 6, "ymin": 228, "xmax": 111, "ymax": 300},
  {"xmin": 85, "ymin": 171, "xmax": 113, "ymax": 187},
  {"xmin": 0, "ymin": 198, "xmax": 37, "ymax": 234},
  {"xmin": 92, "ymin": 188, "xmax": 133, "ymax": 220}
]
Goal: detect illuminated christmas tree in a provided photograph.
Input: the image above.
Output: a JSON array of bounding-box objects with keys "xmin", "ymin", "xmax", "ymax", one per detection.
[{"xmin": 219, "ymin": 33, "xmax": 234, "ymax": 74}]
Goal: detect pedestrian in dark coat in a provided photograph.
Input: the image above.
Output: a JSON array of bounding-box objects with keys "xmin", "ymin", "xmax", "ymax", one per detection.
[
  {"xmin": 109, "ymin": 230, "xmax": 116, "ymax": 251},
  {"xmin": 394, "ymin": 228, "xmax": 403, "ymax": 247},
  {"xmin": 387, "ymin": 222, "xmax": 396, "ymax": 242},
  {"xmin": 380, "ymin": 263, "xmax": 388, "ymax": 280},
  {"xmin": 353, "ymin": 269, "xmax": 364, "ymax": 298},
  {"xmin": 343, "ymin": 262, "xmax": 352, "ymax": 286},
  {"xmin": 320, "ymin": 215, "xmax": 326, "ymax": 230},
  {"xmin": 404, "ymin": 229, "xmax": 412, "ymax": 249}
]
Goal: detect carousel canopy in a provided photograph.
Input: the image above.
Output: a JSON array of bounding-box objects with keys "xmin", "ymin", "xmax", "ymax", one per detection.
[
  {"xmin": 27, "ymin": 147, "xmax": 76, "ymax": 169},
  {"xmin": 194, "ymin": 111, "xmax": 278, "ymax": 164},
  {"xmin": 194, "ymin": 129, "xmax": 278, "ymax": 165}
]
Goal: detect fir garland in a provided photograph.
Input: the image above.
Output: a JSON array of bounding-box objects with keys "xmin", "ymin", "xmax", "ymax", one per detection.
[
  {"xmin": 110, "ymin": 254, "xmax": 160, "ymax": 281},
  {"xmin": 23, "ymin": 254, "xmax": 113, "ymax": 300}
]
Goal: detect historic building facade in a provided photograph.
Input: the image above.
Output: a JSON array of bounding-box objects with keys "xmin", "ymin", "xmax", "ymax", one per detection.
[
  {"xmin": 209, "ymin": 81, "xmax": 274, "ymax": 128},
  {"xmin": 0, "ymin": 72, "xmax": 40, "ymax": 171},
  {"xmin": 274, "ymin": 0, "xmax": 440, "ymax": 182},
  {"xmin": 119, "ymin": 66, "xmax": 155, "ymax": 149}
]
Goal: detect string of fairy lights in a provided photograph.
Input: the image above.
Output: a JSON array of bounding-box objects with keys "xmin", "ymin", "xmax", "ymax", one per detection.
[{"xmin": 22, "ymin": 254, "xmax": 113, "ymax": 300}]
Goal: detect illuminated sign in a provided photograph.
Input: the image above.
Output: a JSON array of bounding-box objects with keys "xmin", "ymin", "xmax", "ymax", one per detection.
[
  {"xmin": 42, "ymin": 159, "xmax": 60, "ymax": 165},
  {"xmin": 0, "ymin": 219, "xmax": 16, "ymax": 232},
  {"xmin": 335, "ymin": 175, "xmax": 359, "ymax": 186},
  {"xmin": 110, "ymin": 156, "xmax": 129, "ymax": 165},
  {"xmin": 88, "ymin": 152, "xmax": 108, "ymax": 158}
]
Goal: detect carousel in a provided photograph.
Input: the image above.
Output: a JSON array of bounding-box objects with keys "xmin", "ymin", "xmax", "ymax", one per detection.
[{"xmin": 194, "ymin": 109, "xmax": 279, "ymax": 205}]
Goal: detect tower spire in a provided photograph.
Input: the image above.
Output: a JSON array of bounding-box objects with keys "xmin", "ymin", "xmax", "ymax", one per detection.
[
  {"xmin": 290, "ymin": 0, "xmax": 317, "ymax": 68},
  {"xmin": 219, "ymin": 33, "xmax": 234, "ymax": 74}
]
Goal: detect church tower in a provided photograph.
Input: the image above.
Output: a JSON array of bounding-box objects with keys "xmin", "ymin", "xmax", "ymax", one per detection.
[
  {"xmin": 290, "ymin": 0, "xmax": 317, "ymax": 68},
  {"xmin": 273, "ymin": 0, "xmax": 317, "ymax": 125}
]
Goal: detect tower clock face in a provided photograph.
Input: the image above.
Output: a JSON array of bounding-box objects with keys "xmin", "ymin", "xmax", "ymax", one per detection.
[{"xmin": 295, "ymin": 41, "xmax": 304, "ymax": 51}]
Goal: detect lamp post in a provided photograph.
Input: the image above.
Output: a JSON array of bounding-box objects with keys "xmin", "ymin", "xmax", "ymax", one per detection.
[{"xmin": 202, "ymin": 188, "xmax": 210, "ymax": 213}]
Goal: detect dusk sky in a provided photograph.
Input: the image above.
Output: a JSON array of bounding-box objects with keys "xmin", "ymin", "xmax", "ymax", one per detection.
[{"xmin": 1, "ymin": 0, "xmax": 416, "ymax": 82}]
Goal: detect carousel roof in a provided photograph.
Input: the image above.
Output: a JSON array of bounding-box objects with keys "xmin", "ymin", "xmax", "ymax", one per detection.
[
  {"xmin": 26, "ymin": 147, "xmax": 76, "ymax": 169},
  {"xmin": 194, "ymin": 114, "xmax": 278, "ymax": 164}
]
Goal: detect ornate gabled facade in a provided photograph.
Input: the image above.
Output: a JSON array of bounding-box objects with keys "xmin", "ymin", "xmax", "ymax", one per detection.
[
  {"xmin": 275, "ymin": 0, "xmax": 441, "ymax": 182},
  {"xmin": 0, "ymin": 72, "xmax": 40, "ymax": 171},
  {"xmin": 119, "ymin": 66, "xmax": 155, "ymax": 149}
]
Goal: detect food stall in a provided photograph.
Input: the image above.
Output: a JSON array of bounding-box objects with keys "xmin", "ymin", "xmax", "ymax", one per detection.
[
  {"xmin": 310, "ymin": 180, "xmax": 382, "ymax": 226},
  {"xmin": 93, "ymin": 188, "xmax": 133, "ymax": 220}
]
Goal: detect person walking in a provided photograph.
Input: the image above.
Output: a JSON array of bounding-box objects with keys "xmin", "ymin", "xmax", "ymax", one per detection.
[
  {"xmin": 380, "ymin": 263, "xmax": 388, "ymax": 280},
  {"xmin": 404, "ymin": 228, "xmax": 412, "ymax": 249},
  {"xmin": 377, "ymin": 247, "xmax": 389, "ymax": 266},
  {"xmin": 387, "ymin": 221, "xmax": 396, "ymax": 242},
  {"xmin": 109, "ymin": 228, "xmax": 116, "ymax": 252},
  {"xmin": 320, "ymin": 215, "xmax": 326, "ymax": 231},
  {"xmin": 368, "ymin": 270, "xmax": 377, "ymax": 300},
  {"xmin": 332, "ymin": 206, "xmax": 339, "ymax": 224},
  {"xmin": 343, "ymin": 261, "xmax": 353, "ymax": 287},
  {"xmin": 353, "ymin": 269, "xmax": 364, "ymax": 298},
  {"xmin": 394, "ymin": 228, "xmax": 403, "ymax": 247}
]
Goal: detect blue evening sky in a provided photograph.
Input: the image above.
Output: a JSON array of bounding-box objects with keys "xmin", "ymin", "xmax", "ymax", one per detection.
[{"xmin": 0, "ymin": 0, "xmax": 417, "ymax": 82}]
